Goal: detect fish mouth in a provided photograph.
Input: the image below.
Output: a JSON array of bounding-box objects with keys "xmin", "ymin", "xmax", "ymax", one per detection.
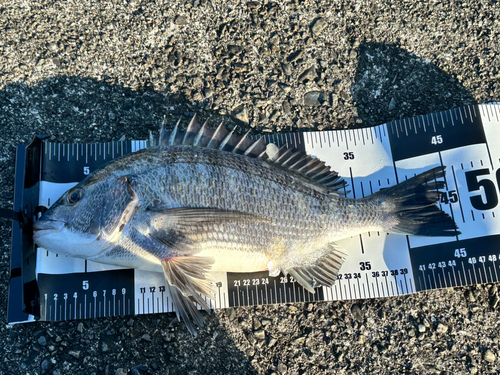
[{"xmin": 32, "ymin": 219, "xmax": 65, "ymax": 240}]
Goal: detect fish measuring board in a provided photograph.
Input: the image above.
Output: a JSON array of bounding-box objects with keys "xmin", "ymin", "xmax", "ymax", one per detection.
[{"xmin": 8, "ymin": 103, "xmax": 500, "ymax": 324}]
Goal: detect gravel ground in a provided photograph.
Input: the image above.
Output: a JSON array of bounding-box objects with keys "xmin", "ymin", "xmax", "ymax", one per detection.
[{"xmin": 1, "ymin": 0, "xmax": 500, "ymax": 374}]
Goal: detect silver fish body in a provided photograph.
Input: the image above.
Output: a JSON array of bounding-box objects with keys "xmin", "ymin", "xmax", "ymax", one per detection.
[
  {"xmin": 91, "ymin": 146, "xmax": 378, "ymax": 272},
  {"xmin": 33, "ymin": 118, "xmax": 459, "ymax": 335}
]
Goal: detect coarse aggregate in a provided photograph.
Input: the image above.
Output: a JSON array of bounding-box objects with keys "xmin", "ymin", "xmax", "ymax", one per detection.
[{"xmin": 0, "ymin": 0, "xmax": 500, "ymax": 374}]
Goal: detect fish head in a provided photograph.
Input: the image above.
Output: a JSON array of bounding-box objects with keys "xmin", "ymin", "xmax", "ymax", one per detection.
[{"xmin": 33, "ymin": 172, "xmax": 138, "ymax": 258}]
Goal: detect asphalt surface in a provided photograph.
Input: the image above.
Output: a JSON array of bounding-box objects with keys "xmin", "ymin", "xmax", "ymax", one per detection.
[{"xmin": 1, "ymin": 1, "xmax": 500, "ymax": 374}]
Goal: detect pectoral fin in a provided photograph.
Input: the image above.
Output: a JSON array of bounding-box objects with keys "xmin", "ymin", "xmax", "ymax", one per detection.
[
  {"xmin": 149, "ymin": 228, "xmax": 195, "ymax": 255},
  {"xmin": 148, "ymin": 206, "xmax": 272, "ymax": 227},
  {"xmin": 161, "ymin": 256, "xmax": 215, "ymax": 337},
  {"xmin": 145, "ymin": 207, "xmax": 270, "ymax": 256},
  {"xmin": 286, "ymin": 244, "xmax": 346, "ymax": 294}
]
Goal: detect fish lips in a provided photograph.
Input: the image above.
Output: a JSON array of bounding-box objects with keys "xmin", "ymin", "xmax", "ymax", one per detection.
[
  {"xmin": 32, "ymin": 219, "xmax": 66, "ymax": 241},
  {"xmin": 32, "ymin": 218, "xmax": 107, "ymax": 257}
]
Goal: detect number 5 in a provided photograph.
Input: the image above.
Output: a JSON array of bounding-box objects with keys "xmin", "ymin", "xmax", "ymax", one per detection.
[
  {"xmin": 465, "ymin": 169, "xmax": 498, "ymax": 210},
  {"xmin": 83, "ymin": 166, "xmax": 90, "ymax": 175}
]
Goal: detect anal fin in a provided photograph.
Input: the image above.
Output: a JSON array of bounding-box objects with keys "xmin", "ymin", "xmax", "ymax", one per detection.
[
  {"xmin": 286, "ymin": 243, "xmax": 346, "ymax": 294},
  {"xmin": 161, "ymin": 257, "xmax": 215, "ymax": 337}
]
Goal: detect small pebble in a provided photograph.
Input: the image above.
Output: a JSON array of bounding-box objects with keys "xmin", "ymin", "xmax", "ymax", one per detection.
[
  {"xmin": 294, "ymin": 337, "xmax": 306, "ymax": 345},
  {"xmin": 40, "ymin": 359, "xmax": 50, "ymax": 375},
  {"xmin": 253, "ymin": 317, "xmax": 262, "ymax": 331},
  {"xmin": 278, "ymin": 363, "xmax": 288, "ymax": 373},
  {"xmin": 465, "ymin": 289, "xmax": 476, "ymax": 302},
  {"xmin": 175, "ymin": 15, "xmax": 189, "ymax": 25},
  {"xmin": 247, "ymin": 333, "xmax": 257, "ymax": 345},
  {"xmin": 351, "ymin": 304, "xmax": 364, "ymax": 323},
  {"xmin": 228, "ymin": 307, "xmax": 237, "ymax": 321},
  {"xmin": 490, "ymin": 294, "xmax": 499, "ymax": 308},
  {"xmin": 418, "ymin": 324, "xmax": 426, "ymax": 333},
  {"xmin": 388, "ymin": 97, "xmax": 396, "ymax": 111},
  {"xmin": 483, "ymin": 349, "xmax": 496, "ymax": 363},
  {"xmin": 282, "ymin": 101, "xmax": 291, "ymax": 114},
  {"xmin": 232, "ymin": 104, "xmax": 249, "ymax": 123},
  {"xmin": 311, "ymin": 18, "xmax": 327, "ymax": 35},
  {"xmin": 261, "ymin": 319, "xmax": 271, "ymax": 326},
  {"xmin": 286, "ymin": 50, "xmax": 302, "ymax": 62},
  {"xmin": 436, "ymin": 323, "xmax": 448, "ymax": 334},
  {"xmin": 304, "ymin": 91, "xmax": 325, "ymax": 107},
  {"xmin": 77, "ymin": 322, "xmax": 84, "ymax": 333},
  {"xmin": 38, "ymin": 336, "xmax": 47, "ymax": 346},
  {"xmin": 298, "ymin": 67, "xmax": 317, "ymax": 83},
  {"xmin": 254, "ymin": 330, "xmax": 266, "ymax": 340},
  {"xmin": 131, "ymin": 364, "xmax": 148, "ymax": 375},
  {"xmin": 489, "ymin": 285, "xmax": 498, "ymax": 295},
  {"xmin": 358, "ymin": 335, "xmax": 368, "ymax": 344},
  {"xmin": 268, "ymin": 337, "xmax": 277, "ymax": 347},
  {"xmin": 227, "ymin": 44, "xmax": 243, "ymax": 55},
  {"xmin": 204, "ymin": 88, "xmax": 214, "ymax": 98}
]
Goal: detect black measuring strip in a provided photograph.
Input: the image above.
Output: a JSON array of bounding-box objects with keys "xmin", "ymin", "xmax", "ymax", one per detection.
[{"xmin": 387, "ymin": 104, "xmax": 485, "ymax": 162}]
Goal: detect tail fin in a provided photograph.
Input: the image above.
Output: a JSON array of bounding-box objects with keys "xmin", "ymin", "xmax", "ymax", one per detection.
[{"xmin": 374, "ymin": 166, "xmax": 460, "ymax": 237}]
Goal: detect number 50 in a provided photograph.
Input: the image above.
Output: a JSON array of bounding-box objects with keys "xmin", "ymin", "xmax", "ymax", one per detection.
[{"xmin": 465, "ymin": 168, "xmax": 500, "ymax": 210}]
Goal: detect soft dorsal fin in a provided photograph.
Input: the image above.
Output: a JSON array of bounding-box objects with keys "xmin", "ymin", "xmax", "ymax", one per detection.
[{"xmin": 148, "ymin": 115, "xmax": 347, "ymax": 194}]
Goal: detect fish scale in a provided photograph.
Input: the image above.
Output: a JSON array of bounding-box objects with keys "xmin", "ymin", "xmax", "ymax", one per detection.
[{"xmin": 32, "ymin": 116, "xmax": 458, "ymax": 336}]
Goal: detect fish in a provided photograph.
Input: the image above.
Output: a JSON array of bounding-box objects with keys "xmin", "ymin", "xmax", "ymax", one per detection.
[{"xmin": 32, "ymin": 115, "xmax": 460, "ymax": 336}]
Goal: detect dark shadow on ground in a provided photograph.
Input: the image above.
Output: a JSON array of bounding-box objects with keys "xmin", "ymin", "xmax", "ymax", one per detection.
[
  {"xmin": 0, "ymin": 76, "xmax": 257, "ymax": 375},
  {"xmin": 351, "ymin": 42, "xmax": 476, "ymax": 127}
]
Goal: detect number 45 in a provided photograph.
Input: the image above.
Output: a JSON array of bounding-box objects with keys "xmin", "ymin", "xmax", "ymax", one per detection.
[
  {"xmin": 431, "ymin": 135, "xmax": 443, "ymax": 145},
  {"xmin": 440, "ymin": 190, "xmax": 458, "ymax": 204}
]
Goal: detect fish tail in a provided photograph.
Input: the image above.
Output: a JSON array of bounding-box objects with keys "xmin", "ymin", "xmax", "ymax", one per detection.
[{"xmin": 374, "ymin": 166, "xmax": 460, "ymax": 237}]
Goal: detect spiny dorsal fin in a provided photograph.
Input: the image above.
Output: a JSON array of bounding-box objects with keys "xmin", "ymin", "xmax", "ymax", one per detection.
[
  {"xmin": 148, "ymin": 115, "xmax": 347, "ymax": 194},
  {"xmin": 182, "ymin": 114, "xmax": 201, "ymax": 145}
]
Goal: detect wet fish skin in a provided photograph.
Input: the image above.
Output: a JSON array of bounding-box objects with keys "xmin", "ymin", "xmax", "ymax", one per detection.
[{"xmin": 32, "ymin": 118, "xmax": 459, "ymax": 336}]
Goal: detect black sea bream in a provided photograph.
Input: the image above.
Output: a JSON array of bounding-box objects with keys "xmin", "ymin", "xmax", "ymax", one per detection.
[{"xmin": 33, "ymin": 116, "xmax": 459, "ymax": 335}]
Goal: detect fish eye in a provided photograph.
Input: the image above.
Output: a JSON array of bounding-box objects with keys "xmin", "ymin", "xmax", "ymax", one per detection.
[{"xmin": 67, "ymin": 188, "xmax": 83, "ymax": 204}]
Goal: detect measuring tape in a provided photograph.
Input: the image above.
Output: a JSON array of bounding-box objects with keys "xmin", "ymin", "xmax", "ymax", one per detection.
[{"xmin": 12, "ymin": 103, "xmax": 500, "ymax": 323}]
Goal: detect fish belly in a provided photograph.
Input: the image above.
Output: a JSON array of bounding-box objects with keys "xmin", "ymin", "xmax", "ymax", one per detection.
[{"xmin": 195, "ymin": 243, "xmax": 269, "ymax": 273}]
